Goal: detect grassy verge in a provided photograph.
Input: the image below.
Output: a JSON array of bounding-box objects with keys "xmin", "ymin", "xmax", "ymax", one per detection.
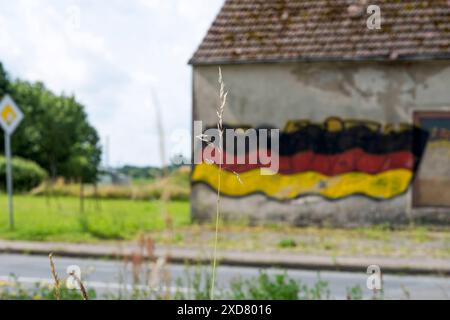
[
  {"xmin": 149, "ymin": 223, "xmax": 450, "ymax": 259},
  {"xmin": 0, "ymin": 195, "xmax": 190, "ymax": 242},
  {"xmin": 0, "ymin": 195, "xmax": 448, "ymax": 259}
]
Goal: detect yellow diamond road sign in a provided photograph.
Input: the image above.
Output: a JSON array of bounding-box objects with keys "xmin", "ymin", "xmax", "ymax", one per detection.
[{"xmin": 0, "ymin": 95, "xmax": 23, "ymax": 135}]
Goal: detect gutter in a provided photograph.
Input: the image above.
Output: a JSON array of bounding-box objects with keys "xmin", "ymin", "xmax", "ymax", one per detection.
[{"xmin": 188, "ymin": 54, "xmax": 450, "ymax": 66}]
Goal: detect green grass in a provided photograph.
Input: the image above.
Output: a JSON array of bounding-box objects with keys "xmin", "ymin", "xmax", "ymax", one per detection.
[
  {"xmin": 278, "ymin": 238, "xmax": 297, "ymax": 248},
  {"xmin": 0, "ymin": 195, "xmax": 448, "ymax": 260},
  {"xmin": 0, "ymin": 194, "xmax": 190, "ymax": 242}
]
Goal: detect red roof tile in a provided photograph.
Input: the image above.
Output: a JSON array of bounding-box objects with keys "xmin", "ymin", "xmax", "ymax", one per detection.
[{"xmin": 190, "ymin": 0, "xmax": 450, "ymax": 64}]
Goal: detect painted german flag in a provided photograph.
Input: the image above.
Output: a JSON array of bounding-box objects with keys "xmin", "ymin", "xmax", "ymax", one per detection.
[{"xmin": 192, "ymin": 118, "xmax": 429, "ymax": 201}]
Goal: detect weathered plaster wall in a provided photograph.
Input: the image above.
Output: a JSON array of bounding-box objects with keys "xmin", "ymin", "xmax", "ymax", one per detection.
[{"xmin": 192, "ymin": 61, "xmax": 450, "ymax": 226}]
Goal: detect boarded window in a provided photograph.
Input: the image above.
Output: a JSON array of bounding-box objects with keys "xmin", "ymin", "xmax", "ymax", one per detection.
[{"xmin": 413, "ymin": 111, "xmax": 450, "ymax": 207}]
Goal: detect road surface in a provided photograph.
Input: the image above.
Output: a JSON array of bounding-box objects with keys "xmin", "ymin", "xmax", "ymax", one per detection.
[{"xmin": 0, "ymin": 254, "xmax": 449, "ymax": 299}]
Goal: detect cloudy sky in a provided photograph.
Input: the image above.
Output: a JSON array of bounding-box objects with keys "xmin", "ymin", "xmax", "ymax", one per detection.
[{"xmin": 0, "ymin": 0, "xmax": 224, "ymax": 166}]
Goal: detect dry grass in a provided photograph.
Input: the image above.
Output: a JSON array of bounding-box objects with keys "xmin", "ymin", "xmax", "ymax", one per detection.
[
  {"xmin": 48, "ymin": 253, "xmax": 61, "ymax": 300},
  {"xmin": 69, "ymin": 270, "xmax": 89, "ymax": 300},
  {"xmin": 31, "ymin": 167, "xmax": 190, "ymax": 201},
  {"xmin": 118, "ymin": 234, "xmax": 172, "ymax": 299},
  {"xmin": 210, "ymin": 67, "xmax": 228, "ymax": 300},
  {"xmin": 49, "ymin": 252, "xmax": 89, "ymax": 300},
  {"xmin": 146, "ymin": 224, "xmax": 450, "ymax": 259}
]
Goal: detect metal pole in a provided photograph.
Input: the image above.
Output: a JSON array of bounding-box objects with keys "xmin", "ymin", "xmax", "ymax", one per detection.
[{"xmin": 5, "ymin": 132, "xmax": 13, "ymax": 230}]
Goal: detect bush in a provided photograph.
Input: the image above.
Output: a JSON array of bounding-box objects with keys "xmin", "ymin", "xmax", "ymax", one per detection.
[
  {"xmin": 0, "ymin": 156, "xmax": 47, "ymax": 192},
  {"xmin": 228, "ymin": 271, "xmax": 331, "ymax": 300},
  {"xmin": 229, "ymin": 272, "xmax": 300, "ymax": 300},
  {"xmin": 278, "ymin": 239, "xmax": 297, "ymax": 248}
]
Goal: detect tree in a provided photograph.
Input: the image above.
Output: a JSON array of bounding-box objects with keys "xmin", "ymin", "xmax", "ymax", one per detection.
[
  {"xmin": 0, "ymin": 62, "xmax": 9, "ymax": 99},
  {"xmin": 0, "ymin": 64, "xmax": 101, "ymax": 183}
]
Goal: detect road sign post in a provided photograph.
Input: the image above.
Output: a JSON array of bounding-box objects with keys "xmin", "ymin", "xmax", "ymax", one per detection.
[
  {"xmin": 5, "ymin": 132, "xmax": 13, "ymax": 229},
  {"xmin": 0, "ymin": 95, "xmax": 24, "ymax": 230}
]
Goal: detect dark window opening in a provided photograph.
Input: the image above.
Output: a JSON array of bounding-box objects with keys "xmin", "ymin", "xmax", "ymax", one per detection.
[{"xmin": 413, "ymin": 111, "xmax": 450, "ymax": 208}]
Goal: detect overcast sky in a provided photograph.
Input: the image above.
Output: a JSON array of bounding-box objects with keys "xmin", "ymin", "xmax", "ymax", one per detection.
[{"xmin": 0, "ymin": 0, "xmax": 224, "ymax": 166}]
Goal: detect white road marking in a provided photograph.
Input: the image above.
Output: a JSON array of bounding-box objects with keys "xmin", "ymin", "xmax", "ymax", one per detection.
[{"xmin": 0, "ymin": 275, "xmax": 190, "ymax": 293}]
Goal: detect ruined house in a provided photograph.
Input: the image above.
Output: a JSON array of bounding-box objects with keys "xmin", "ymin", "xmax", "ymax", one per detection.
[{"xmin": 189, "ymin": 0, "xmax": 450, "ymax": 226}]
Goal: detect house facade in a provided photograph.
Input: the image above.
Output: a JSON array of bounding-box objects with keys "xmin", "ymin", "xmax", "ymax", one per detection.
[{"xmin": 189, "ymin": 0, "xmax": 450, "ymax": 226}]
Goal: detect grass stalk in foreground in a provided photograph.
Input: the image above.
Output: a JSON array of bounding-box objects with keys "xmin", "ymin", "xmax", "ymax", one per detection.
[
  {"xmin": 69, "ymin": 270, "xmax": 89, "ymax": 300},
  {"xmin": 48, "ymin": 253, "xmax": 61, "ymax": 300},
  {"xmin": 49, "ymin": 252, "xmax": 89, "ymax": 300},
  {"xmin": 210, "ymin": 67, "xmax": 228, "ymax": 300}
]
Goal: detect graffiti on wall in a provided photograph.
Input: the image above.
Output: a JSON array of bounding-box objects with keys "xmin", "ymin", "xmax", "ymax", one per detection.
[{"xmin": 192, "ymin": 117, "xmax": 429, "ymax": 201}]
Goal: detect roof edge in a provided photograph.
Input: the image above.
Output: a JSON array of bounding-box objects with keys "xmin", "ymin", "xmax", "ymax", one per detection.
[
  {"xmin": 189, "ymin": 54, "xmax": 450, "ymax": 66},
  {"xmin": 188, "ymin": 0, "xmax": 229, "ymax": 66}
]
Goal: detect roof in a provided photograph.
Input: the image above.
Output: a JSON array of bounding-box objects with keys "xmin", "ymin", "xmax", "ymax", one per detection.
[{"xmin": 189, "ymin": 0, "xmax": 450, "ymax": 65}]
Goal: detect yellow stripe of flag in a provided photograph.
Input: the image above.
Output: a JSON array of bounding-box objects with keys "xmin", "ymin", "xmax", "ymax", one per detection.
[{"xmin": 192, "ymin": 163, "xmax": 412, "ymax": 200}]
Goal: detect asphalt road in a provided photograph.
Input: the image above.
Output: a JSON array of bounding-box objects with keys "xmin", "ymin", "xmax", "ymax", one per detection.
[{"xmin": 0, "ymin": 254, "xmax": 449, "ymax": 299}]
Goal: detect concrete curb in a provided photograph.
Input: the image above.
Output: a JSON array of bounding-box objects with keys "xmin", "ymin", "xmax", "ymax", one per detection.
[{"xmin": 1, "ymin": 240, "xmax": 449, "ymax": 276}]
